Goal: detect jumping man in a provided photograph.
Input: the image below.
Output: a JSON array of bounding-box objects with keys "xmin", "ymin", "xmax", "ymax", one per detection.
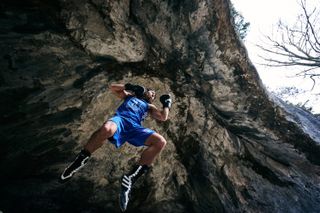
[{"xmin": 60, "ymin": 83, "xmax": 172, "ymax": 211}]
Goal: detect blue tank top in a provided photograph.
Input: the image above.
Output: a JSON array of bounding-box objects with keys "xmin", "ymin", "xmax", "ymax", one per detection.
[{"xmin": 115, "ymin": 96, "xmax": 149, "ymax": 125}]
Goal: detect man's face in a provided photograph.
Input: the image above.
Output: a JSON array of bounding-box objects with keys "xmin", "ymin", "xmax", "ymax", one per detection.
[{"xmin": 145, "ymin": 89, "xmax": 156, "ymax": 103}]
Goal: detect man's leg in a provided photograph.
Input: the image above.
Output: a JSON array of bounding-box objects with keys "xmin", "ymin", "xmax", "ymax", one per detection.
[
  {"xmin": 60, "ymin": 121, "xmax": 117, "ymax": 181},
  {"xmin": 84, "ymin": 121, "xmax": 117, "ymax": 153},
  {"xmin": 139, "ymin": 133, "xmax": 167, "ymax": 166},
  {"xmin": 119, "ymin": 133, "xmax": 167, "ymax": 211}
]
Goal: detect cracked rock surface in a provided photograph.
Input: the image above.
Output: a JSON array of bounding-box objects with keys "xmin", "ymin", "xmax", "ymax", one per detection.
[{"xmin": 0, "ymin": 0, "xmax": 319, "ymax": 212}]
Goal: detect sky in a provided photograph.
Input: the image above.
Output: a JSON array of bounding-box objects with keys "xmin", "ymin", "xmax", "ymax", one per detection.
[{"xmin": 231, "ymin": 0, "xmax": 320, "ymax": 113}]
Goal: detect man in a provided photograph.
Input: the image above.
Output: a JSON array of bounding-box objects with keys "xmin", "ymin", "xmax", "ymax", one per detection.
[{"xmin": 60, "ymin": 82, "xmax": 172, "ymax": 212}]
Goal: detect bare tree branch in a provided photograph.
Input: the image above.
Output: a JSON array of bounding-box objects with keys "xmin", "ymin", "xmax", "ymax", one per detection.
[
  {"xmin": 300, "ymin": 0, "xmax": 320, "ymax": 49},
  {"xmin": 258, "ymin": 0, "xmax": 320, "ymax": 87}
]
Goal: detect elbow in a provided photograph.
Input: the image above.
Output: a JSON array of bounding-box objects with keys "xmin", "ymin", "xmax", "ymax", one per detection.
[
  {"xmin": 160, "ymin": 115, "xmax": 168, "ymax": 122},
  {"xmin": 109, "ymin": 84, "xmax": 117, "ymax": 93}
]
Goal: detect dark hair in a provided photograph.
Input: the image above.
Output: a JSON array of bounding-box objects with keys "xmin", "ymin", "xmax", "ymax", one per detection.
[{"xmin": 143, "ymin": 88, "xmax": 156, "ymax": 103}]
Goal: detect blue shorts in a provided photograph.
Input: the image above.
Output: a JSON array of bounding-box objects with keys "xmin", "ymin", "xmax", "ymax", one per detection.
[{"xmin": 107, "ymin": 116, "xmax": 155, "ymax": 148}]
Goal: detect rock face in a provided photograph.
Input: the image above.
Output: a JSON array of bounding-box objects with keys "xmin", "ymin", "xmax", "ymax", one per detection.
[{"xmin": 0, "ymin": 0, "xmax": 319, "ymax": 212}]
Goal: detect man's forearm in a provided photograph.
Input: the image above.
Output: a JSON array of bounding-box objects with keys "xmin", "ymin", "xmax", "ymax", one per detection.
[
  {"xmin": 161, "ymin": 108, "xmax": 169, "ymax": 121},
  {"xmin": 109, "ymin": 83, "xmax": 129, "ymax": 99},
  {"xmin": 110, "ymin": 83, "xmax": 125, "ymax": 92},
  {"xmin": 149, "ymin": 104, "xmax": 169, "ymax": 121}
]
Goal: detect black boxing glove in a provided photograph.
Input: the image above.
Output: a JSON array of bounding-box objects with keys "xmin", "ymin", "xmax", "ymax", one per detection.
[
  {"xmin": 124, "ymin": 83, "xmax": 145, "ymax": 98},
  {"xmin": 160, "ymin": 94, "xmax": 172, "ymax": 109}
]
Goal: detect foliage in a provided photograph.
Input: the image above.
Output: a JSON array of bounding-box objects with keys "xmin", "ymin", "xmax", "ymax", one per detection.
[{"xmin": 230, "ymin": 3, "xmax": 250, "ymax": 40}]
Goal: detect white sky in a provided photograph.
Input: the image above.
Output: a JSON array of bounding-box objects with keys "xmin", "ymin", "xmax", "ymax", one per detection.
[{"xmin": 231, "ymin": 0, "xmax": 320, "ymax": 113}]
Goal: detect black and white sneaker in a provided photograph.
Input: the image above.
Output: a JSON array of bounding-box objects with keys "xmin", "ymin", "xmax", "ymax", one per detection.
[
  {"xmin": 119, "ymin": 175, "xmax": 133, "ymax": 212},
  {"xmin": 119, "ymin": 165, "xmax": 149, "ymax": 212},
  {"xmin": 60, "ymin": 149, "xmax": 91, "ymax": 181}
]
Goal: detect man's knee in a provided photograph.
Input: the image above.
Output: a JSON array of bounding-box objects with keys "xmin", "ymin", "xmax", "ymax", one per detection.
[
  {"xmin": 155, "ymin": 136, "xmax": 167, "ymax": 150},
  {"xmin": 99, "ymin": 122, "xmax": 116, "ymax": 138}
]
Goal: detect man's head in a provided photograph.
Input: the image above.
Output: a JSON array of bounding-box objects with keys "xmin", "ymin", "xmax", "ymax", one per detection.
[{"xmin": 143, "ymin": 88, "xmax": 156, "ymax": 103}]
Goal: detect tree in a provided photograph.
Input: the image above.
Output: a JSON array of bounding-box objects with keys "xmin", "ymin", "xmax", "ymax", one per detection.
[
  {"xmin": 230, "ymin": 3, "xmax": 250, "ymax": 40},
  {"xmin": 258, "ymin": 0, "xmax": 320, "ymax": 88}
]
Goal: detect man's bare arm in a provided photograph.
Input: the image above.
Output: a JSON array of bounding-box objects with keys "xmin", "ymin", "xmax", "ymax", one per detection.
[
  {"xmin": 149, "ymin": 104, "xmax": 169, "ymax": 121},
  {"xmin": 109, "ymin": 83, "xmax": 132, "ymax": 99}
]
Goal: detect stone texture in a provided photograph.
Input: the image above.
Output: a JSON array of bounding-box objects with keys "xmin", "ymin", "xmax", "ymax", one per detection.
[
  {"xmin": 0, "ymin": 0, "xmax": 319, "ymax": 213},
  {"xmin": 60, "ymin": 0, "xmax": 147, "ymax": 62}
]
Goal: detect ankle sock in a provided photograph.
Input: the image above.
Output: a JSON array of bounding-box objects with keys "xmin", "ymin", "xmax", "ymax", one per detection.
[{"xmin": 125, "ymin": 164, "xmax": 149, "ymax": 184}]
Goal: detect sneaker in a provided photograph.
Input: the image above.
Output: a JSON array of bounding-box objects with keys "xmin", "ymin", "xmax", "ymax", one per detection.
[
  {"xmin": 119, "ymin": 175, "xmax": 132, "ymax": 212},
  {"xmin": 60, "ymin": 149, "xmax": 90, "ymax": 181},
  {"xmin": 119, "ymin": 165, "xmax": 149, "ymax": 211}
]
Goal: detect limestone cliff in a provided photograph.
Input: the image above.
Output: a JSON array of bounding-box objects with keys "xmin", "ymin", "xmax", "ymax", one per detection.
[{"xmin": 0, "ymin": 0, "xmax": 319, "ymax": 212}]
